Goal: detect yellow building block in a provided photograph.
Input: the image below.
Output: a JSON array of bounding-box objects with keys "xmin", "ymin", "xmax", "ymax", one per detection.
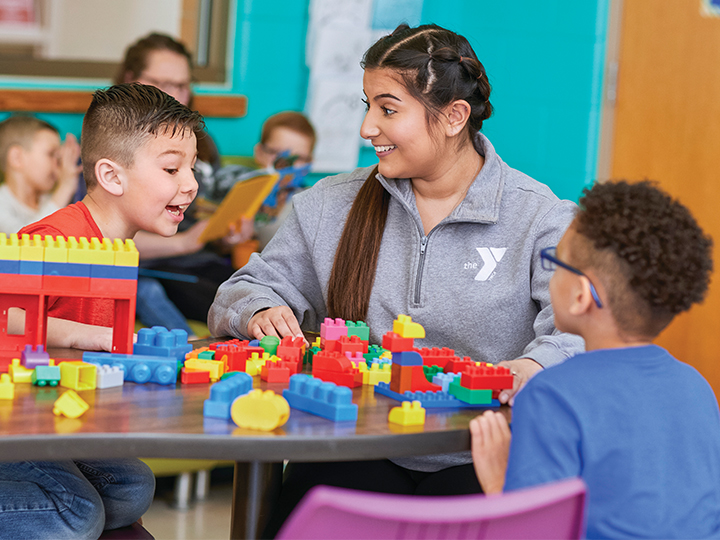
[
  {"xmin": 388, "ymin": 400, "xmax": 426, "ymax": 426},
  {"xmin": 60, "ymin": 361, "xmax": 97, "ymax": 391},
  {"xmin": 230, "ymin": 389, "xmax": 289, "ymax": 431},
  {"xmin": 8, "ymin": 359, "xmax": 33, "ymax": 383},
  {"xmin": 311, "ymin": 337, "xmax": 322, "ymax": 349},
  {"xmin": 392, "ymin": 314, "xmax": 426, "ymax": 339},
  {"xmin": 113, "ymin": 238, "xmax": 139, "ymax": 266},
  {"xmin": 43, "ymin": 236, "xmax": 69, "ymax": 263},
  {"xmin": 0, "ymin": 373, "xmax": 15, "ymax": 399},
  {"xmin": 0, "ymin": 233, "xmax": 20, "ymax": 261},
  {"xmin": 19, "ymin": 233, "xmax": 43, "ymax": 261},
  {"xmin": 247, "ymin": 351, "xmax": 271, "ymax": 374},
  {"xmin": 53, "ymin": 390, "xmax": 89, "ymax": 419},
  {"xmin": 184, "ymin": 357, "xmax": 224, "ymax": 382},
  {"xmin": 358, "ymin": 362, "xmax": 392, "ymax": 385},
  {"xmin": 87, "ymin": 237, "xmax": 115, "ymax": 265}
]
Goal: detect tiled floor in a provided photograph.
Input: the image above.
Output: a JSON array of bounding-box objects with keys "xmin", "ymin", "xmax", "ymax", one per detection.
[{"xmin": 143, "ymin": 473, "xmax": 233, "ymax": 540}]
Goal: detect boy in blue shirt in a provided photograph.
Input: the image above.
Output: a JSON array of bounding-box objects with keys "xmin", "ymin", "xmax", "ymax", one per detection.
[{"xmin": 471, "ymin": 180, "xmax": 720, "ymax": 539}]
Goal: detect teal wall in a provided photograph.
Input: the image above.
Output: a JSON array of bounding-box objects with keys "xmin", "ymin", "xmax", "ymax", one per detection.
[{"xmin": 0, "ymin": 0, "xmax": 609, "ymax": 201}]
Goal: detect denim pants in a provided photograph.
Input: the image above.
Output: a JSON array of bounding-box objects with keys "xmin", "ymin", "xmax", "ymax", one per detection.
[
  {"xmin": 0, "ymin": 458, "xmax": 155, "ymax": 540},
  {"xmin": 136, "ymin": 277, "xmax": 194, "ymax": 335}
]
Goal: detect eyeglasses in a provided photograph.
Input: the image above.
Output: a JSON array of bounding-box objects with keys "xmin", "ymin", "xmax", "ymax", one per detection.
[
  {"xmin": 540, "ymin": 246, "xmax": 603, "ymax": 308},
  {"xmin": 259, "ymin": 144, "xmax": 312, "ymax": 168}
]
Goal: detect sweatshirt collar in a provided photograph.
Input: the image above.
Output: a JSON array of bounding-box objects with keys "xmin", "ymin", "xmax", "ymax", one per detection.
[{"xmin": 376, "ymin": 133, "xmax": 504, "ymax": 225}]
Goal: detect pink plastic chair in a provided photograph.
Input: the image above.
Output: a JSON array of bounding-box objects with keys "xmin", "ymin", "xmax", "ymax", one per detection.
[{"xmin": 277, "ymin": 477, "xmax": 586, "ymax": 540}]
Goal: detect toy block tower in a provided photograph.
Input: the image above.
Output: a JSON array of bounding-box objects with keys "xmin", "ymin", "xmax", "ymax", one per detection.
[{"xmin": 384, "ymin": 315, "xmax": 441, "ymax": 394}]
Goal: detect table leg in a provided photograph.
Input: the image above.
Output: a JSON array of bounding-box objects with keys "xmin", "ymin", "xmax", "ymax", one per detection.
[{"xmin": 231, "ymin": 461, "xmax": 283, "ymax": 540}]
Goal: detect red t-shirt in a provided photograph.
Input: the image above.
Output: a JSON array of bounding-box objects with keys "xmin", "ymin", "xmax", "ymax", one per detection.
[{"xmin": 19, "ymin": 202, "xmax": 115, "ymax": 327}]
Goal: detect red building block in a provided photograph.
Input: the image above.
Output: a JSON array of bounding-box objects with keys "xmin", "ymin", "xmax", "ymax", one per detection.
[
  {"xmin": 313, "ymin": 369, "xmax": 362, "ymax": 388},
  {"xmin": 381, "ymin": 332, "xmax": 414, "ymax": 352},
  {"xmin": 260, "ymin": 361, "xmax": 292, "ymax": 383},
  {"xmin": 181, "ymin": 367, "xmax": 211, "ymax": 384},
  {"xmin": 325, "ymin": 335, "xmax": 368, "ymax": 355},
  {"xmin": 444, "ymin": 356, "xmax": 474, "ymax": 374},
  {"xmin": 416, "ymin": 347, "xmax": 460, "ymax": 369},
  {"xmin": 276, "ymin": 336, "xmax": 305, "ymax": 373},
  {"xmin": 313, "ymin": 350, "xmax": 361, "ymax": 388},
  {"xmin": 460, "ymin": 364, "xmax": 514, "ymax": 397},
  {"xmin": 213, "ymin": 342, "xmax": 264, "ymax": 372}
]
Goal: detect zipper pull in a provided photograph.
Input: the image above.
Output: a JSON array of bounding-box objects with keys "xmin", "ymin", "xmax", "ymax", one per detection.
[{"xmin": 420, "ymin": 236, "xmax": 428, "ymax": 255}]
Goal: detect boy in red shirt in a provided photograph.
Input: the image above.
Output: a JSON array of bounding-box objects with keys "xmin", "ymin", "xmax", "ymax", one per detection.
[{"xmin": 14, "ymin": 83, "xmax": 202, "ymax": 351}]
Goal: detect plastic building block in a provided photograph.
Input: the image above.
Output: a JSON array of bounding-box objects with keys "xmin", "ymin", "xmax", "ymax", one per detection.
[
  {"xmin": 203, "ymin": 372, "xmax": 253, "ymax": 419},
  {"xmin": 423, "ymin": 365, "xmax": 444, "ymax": 382},
  {"xmin": 213, "ymin": 341, "xmax": 263, "ymax": 372},
  {"xmin": 0, "ymin": 373, "xmax": 14, "ymax": 399},
  {"xmin": 392, "ymin": 314, "xmax": 425, "ymax": 339},
  {"xmin": 390, "ymin": 363, "xmax": 414, "ymax": 394},
  {"xmin": 357, "ymin": 362, "xmax": 392, "ymax": 385},
  {"xmin": 184, "ymin": 357, "xmax": 224, "ymax": 382},
  {"xmin": 275, "ymin": 336, "xmax": 305, "ymax": 373},
  {"xmin": 381, "ymin": 332, "xmax": 414, "ymax": 353},
  {"xmin": 283, "ymin": 374, "xmax": 358, "ymax": 421},
  {"xmin": 448, "ymin": 380, "xmax": 493, "ymax": 405},
  {"xmin": 460, "ymin": 364, "xmax": 514, "ymax": 395},
  {"xmin": 59, "ymin": 361, "xmax": 97, "ymax": 391},
  {"xmin": 181, "ymin": 367, "xmax": 211, "ymax": 384},
  {"xmin": 230, "ymin": 389, "xmax": 290, "ymax": 431},
  {"xmin": 375, "ymin": 382, "xmax": 501, "ymax": 408},
  {"xmin": 96, "ymin": 365, "xmax": 124, "ymax": 389},
  {"xmin": 364, "ymin": 344, "xmax": 387, "ymax": 363},
  {"xmin": 133, "ymin": 326, "xmax": 193, "ymax": 363},
  {"xmin": 260, "ymin": 356, "xmax": 292, "ymax": 383},
  {"xmin": 32, "ymin": 361, "xmax": 61, "ymax": 386},
  {"xmin": 53, "ymin": 390, "xmax": 89, "ymax": 419},
  {"xmin": 311, "ymin": 337, "xmax": 322, "ymax": 349},
  {"xmin": 304, "ymin": 346, "xmax": 320, "ymax": 367},
  {"xmin": 21, "ymin": 344, "xmax": 50, "ymax": 369},
  {"xmin": 312, "ymin": 350, "xmax": 361, "ymax": 388},
  {"xmin": 320, "ymin": 317, "xmax": 348, "ymax": 342},
  {"xmin": 197, "ymin": 350, "xmax": 215, "ymax": 360},
  {"xmin": 432, "ymin": 372, "xmax": 460, "ymax": 393},
  {"xmin": 8, "ymin": 358, "xmax": 33, "ymax": 383},
  {"xmin": 416, "ymin": 347, "xmax": 459, "ymax": 369},
  {"xmin": 326, "ymin": 335, "xmax": 369, "ymax": 355},
  {"xmin": 259, "ymin": 335, "xmax": 280, "ymax": 356},
  {"xmin": 444, "ymin": 356, "xmax": 474, "ymax": 374},
  {"xmin": 83, "ymin": 352, "xmax": 177, "ymax": 385},
  {"xmin": 391, "ymin": 351, "xmax": 423, "ymax": 366},
  {"xmin": 388, "ymin": 400, "xmax": 426, "ymax": 426},
  {"xmin": 345, "ymin": 320, "xmax": 370, "ymax": 341}
]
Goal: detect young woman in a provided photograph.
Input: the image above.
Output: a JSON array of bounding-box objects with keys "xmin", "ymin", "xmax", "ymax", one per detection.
[{"xmin": 209, "ymin": 23, "xmax": 584, "ymax": 534}]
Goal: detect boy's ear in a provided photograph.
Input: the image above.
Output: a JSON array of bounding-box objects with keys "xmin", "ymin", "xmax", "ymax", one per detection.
[
  {"xmin": 444, "ymin": 99, "xmax": 472, "ymax": 137},
  {"xmin": 5, "ymin": 144, "xmax": 25, "ymax": 171},
  {"xmin": 568, "ymin": 276, "xmax": 597, "ymax": 316},
  {"xmin": 94, "ymin": 158, "xmax": 125, "ymax": 197}
]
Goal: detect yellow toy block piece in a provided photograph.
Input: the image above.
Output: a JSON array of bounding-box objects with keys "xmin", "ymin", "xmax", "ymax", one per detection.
[
  {"xmin": 0, "ymin": 373, "xmax": 15, "ymax": 399},
  {"xmin": 392, "ymin": 314, "xmax": 426, "ymax": 339},
  {"xmin": 363, "ymin": 363, "xmax": 392, "ymax": 385},
  {"xmin": 87, "ymin": 237, "xmax": 115, "ymax": 265},
  {"xmin": 249, "ymin": 352, "xmax": 270, "ymax": 368},
  {"xmin": 43, "ymin": 236, "xmax": 69, "ymax": 263},
  {"xmin": 245, "ymin": 362, "xmax": 260, "ymax": 377},
  {"xmin": 67, "ymin": 237, "xmax": 94, "ymax": 264},
  {"xmin": 53, "ymin": 390, "xmax": 89, "ymax": 419},
  {"xmin": 0, "ymin": 233, "xmax": 20, "ymax": 260},
  {"xmin": 9, "ymin": 359, "xmax": 33, "ymax": 383},
  {"xmin": 380, "ymin": 351, "xmax": 392, "ymax": 360},
  {"xmin": 19, "ymin": 233, "xmax": 44, "ymax": 261},
  {"xmin": 388, "ymin": 400, "xmax": 426, "ymax": 426},
  {"xmin": 231, "ymin": 389, "xmax": 290, "ymax": 431},
  {"xmin": 184, "ymin": 358, "xmax": 224, "ymax": 382},
  {"xmin": 113, "ymin": 238, "xmax": 139, "ymax": 267},
  {"xmin": 60, "ymin": 361, "xmax": 97, "ymax": 391},
  {"xmin": 312, "ymin": 337, "xmax": 322, "ymax": 348}
]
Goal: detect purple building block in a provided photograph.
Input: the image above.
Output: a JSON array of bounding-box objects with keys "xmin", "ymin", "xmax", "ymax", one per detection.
[{"xmin": 21, "ymin": 344, "xmax": 50, "ymax": 369}]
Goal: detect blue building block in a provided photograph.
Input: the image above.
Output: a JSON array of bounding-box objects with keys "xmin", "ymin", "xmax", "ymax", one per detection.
[
  {"xmin": 133, "ymin": 326, "xmax": 192, "ymax": 363},
  {"xmin": 374, "ymin": 382, "xmax": 500, "ymax": 408},
  {"xmin": 83, "ymin": 352, "xmax": 178, "ymax": 385},
  {"xmin": 0, "ymin": 259, "xmax": 20, "ymax": 274},
  {"xmin": 391, "ymin": 351, "xmax": 423, "ymax": 366},
  {"xmin": 19, "ymin": 260, "xmax": 42, "ymax": 275},
  {"xmin": 283, "ymin": 374, "xmax": 358, "ymax": 422},
  {"xmin": 432, "ymin": 372, "xmax": 461, "ymax": 393},
  {"xmin": 203, "ymin": 372, "xmax": 253, "ymax": 419},
  {"xmin": 44, "ymin": 261, "xmax": 90, "ymax": 278},
  {"xmin": 90, "ymin": 264, "xmax": 138, "ymax": 280}
]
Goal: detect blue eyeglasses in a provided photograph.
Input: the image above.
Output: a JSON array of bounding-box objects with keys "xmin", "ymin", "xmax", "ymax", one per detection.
[{"xmin": 540, "ymin": 247, "xmax": 603, "ymax": 308}]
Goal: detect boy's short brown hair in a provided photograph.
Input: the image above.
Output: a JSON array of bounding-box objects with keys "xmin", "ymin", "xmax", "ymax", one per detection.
[
  {"xmin": 81, "ymin": 83, "xmax": 204, "ymax": 190},
  {"xmin": 0, "ymin": 115, "xmax": 58, "ymax": 172},
  {"xmin": 260, "ymin": 111, "xmax": 316, "ymax": 151},
  {"xmin": 572, "ymin": 180, "xmax": 713, "ymax": 339}
]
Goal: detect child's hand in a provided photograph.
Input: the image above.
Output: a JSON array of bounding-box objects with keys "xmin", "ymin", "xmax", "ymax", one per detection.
[
  {"xmin": 496, "ymin": 357, "xmax": 542, "ymax": 406},
  {"xmin": 247, "ymin": 306, "xmax": 303, "ymax": 342},
  {"xmin": 470, "ymin": 410, "xmax": 511, "ymax": 494},
  {"xmin": 51, "ymin": 133, "xmax": 83, "ymax": 207},
  {"xmin": 221, "ymin": 217, "xmax": 254, "ymax": 247}
]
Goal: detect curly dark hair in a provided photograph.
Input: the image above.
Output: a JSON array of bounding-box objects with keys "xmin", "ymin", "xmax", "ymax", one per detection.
[{"xmin": 573, "ymin": 180, "xmax": 713, "ymax": 338}]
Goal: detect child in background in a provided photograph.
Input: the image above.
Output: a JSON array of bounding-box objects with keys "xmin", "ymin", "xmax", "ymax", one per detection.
[
  {"xmin": 471, "ymin": 180, "xmax": 720, "ymax": 539},
  {"xmin": 0, "ymin": 115, "xmax": 81, "ymax": 233}
]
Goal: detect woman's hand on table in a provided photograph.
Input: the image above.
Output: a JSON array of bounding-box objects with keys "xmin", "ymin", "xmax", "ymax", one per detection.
[
  {"xmin": 247, "ymin": 306, "xmax": 304, "ymax": 342},
  {"xmin": 496, "ymin": 357, "xmax": 543, "ymax": 406}
]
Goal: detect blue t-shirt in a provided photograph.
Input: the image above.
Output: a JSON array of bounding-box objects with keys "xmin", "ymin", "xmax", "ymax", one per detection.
[{"xmin": 505, "ymin": 345, "xmax": 720, "ymax": 539}]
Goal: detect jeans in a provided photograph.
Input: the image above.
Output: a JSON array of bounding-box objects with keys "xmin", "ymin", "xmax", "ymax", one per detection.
[
  {"xmin": 136, "ymin": 277, "xmax": 194, "ymax": 335},
  {"xmin": 0, "ymin": 458, "xmax": 155, "ymax": 540}
]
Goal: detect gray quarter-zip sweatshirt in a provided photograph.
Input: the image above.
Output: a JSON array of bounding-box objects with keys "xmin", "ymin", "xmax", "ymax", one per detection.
[{"xmin": 209, "ymin": 134, "xmax": 584, "ymax": 471}]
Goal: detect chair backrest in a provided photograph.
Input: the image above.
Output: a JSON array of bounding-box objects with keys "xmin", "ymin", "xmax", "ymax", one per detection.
[{"xmin": 277, "ymin": 477, "xmax": 586, "ymax": 540}]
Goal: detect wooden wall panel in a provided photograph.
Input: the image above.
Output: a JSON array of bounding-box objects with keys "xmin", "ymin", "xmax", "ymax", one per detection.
[{"xmin": 612, "ymin": 0, "xmax": 720, "ymax": 394}]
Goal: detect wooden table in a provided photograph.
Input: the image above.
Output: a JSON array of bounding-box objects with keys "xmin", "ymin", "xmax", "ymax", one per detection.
[{"xmin": 0, "ymin": 341, "xmax": 510, "ymax": 539}]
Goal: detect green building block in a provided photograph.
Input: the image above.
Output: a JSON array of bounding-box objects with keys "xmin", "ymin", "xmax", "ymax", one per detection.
[
  {"xmin": 260, "ymin": 335, "xmax": 280, "ymax": 356},
  {"xmin": 32, "ymin": 365, "xmax": 61, "ymax": 387},
  {"xmin": 198, "ymin": 350, "xmax": 215, "ymax": 359},
  {"xmin": 345, "ymin": 320, "xmax": 370, "ymax": 341},
  {"xmin": 423, "ymin": 365, "xmax": 444, "ymax": 382},
  {"xmin": 304, "ymin": 346, "xmax": 321, "ymax": 366},
  {"xmin": 448, "ymin": 380, "xmax": 492, "ymax": 405}
]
